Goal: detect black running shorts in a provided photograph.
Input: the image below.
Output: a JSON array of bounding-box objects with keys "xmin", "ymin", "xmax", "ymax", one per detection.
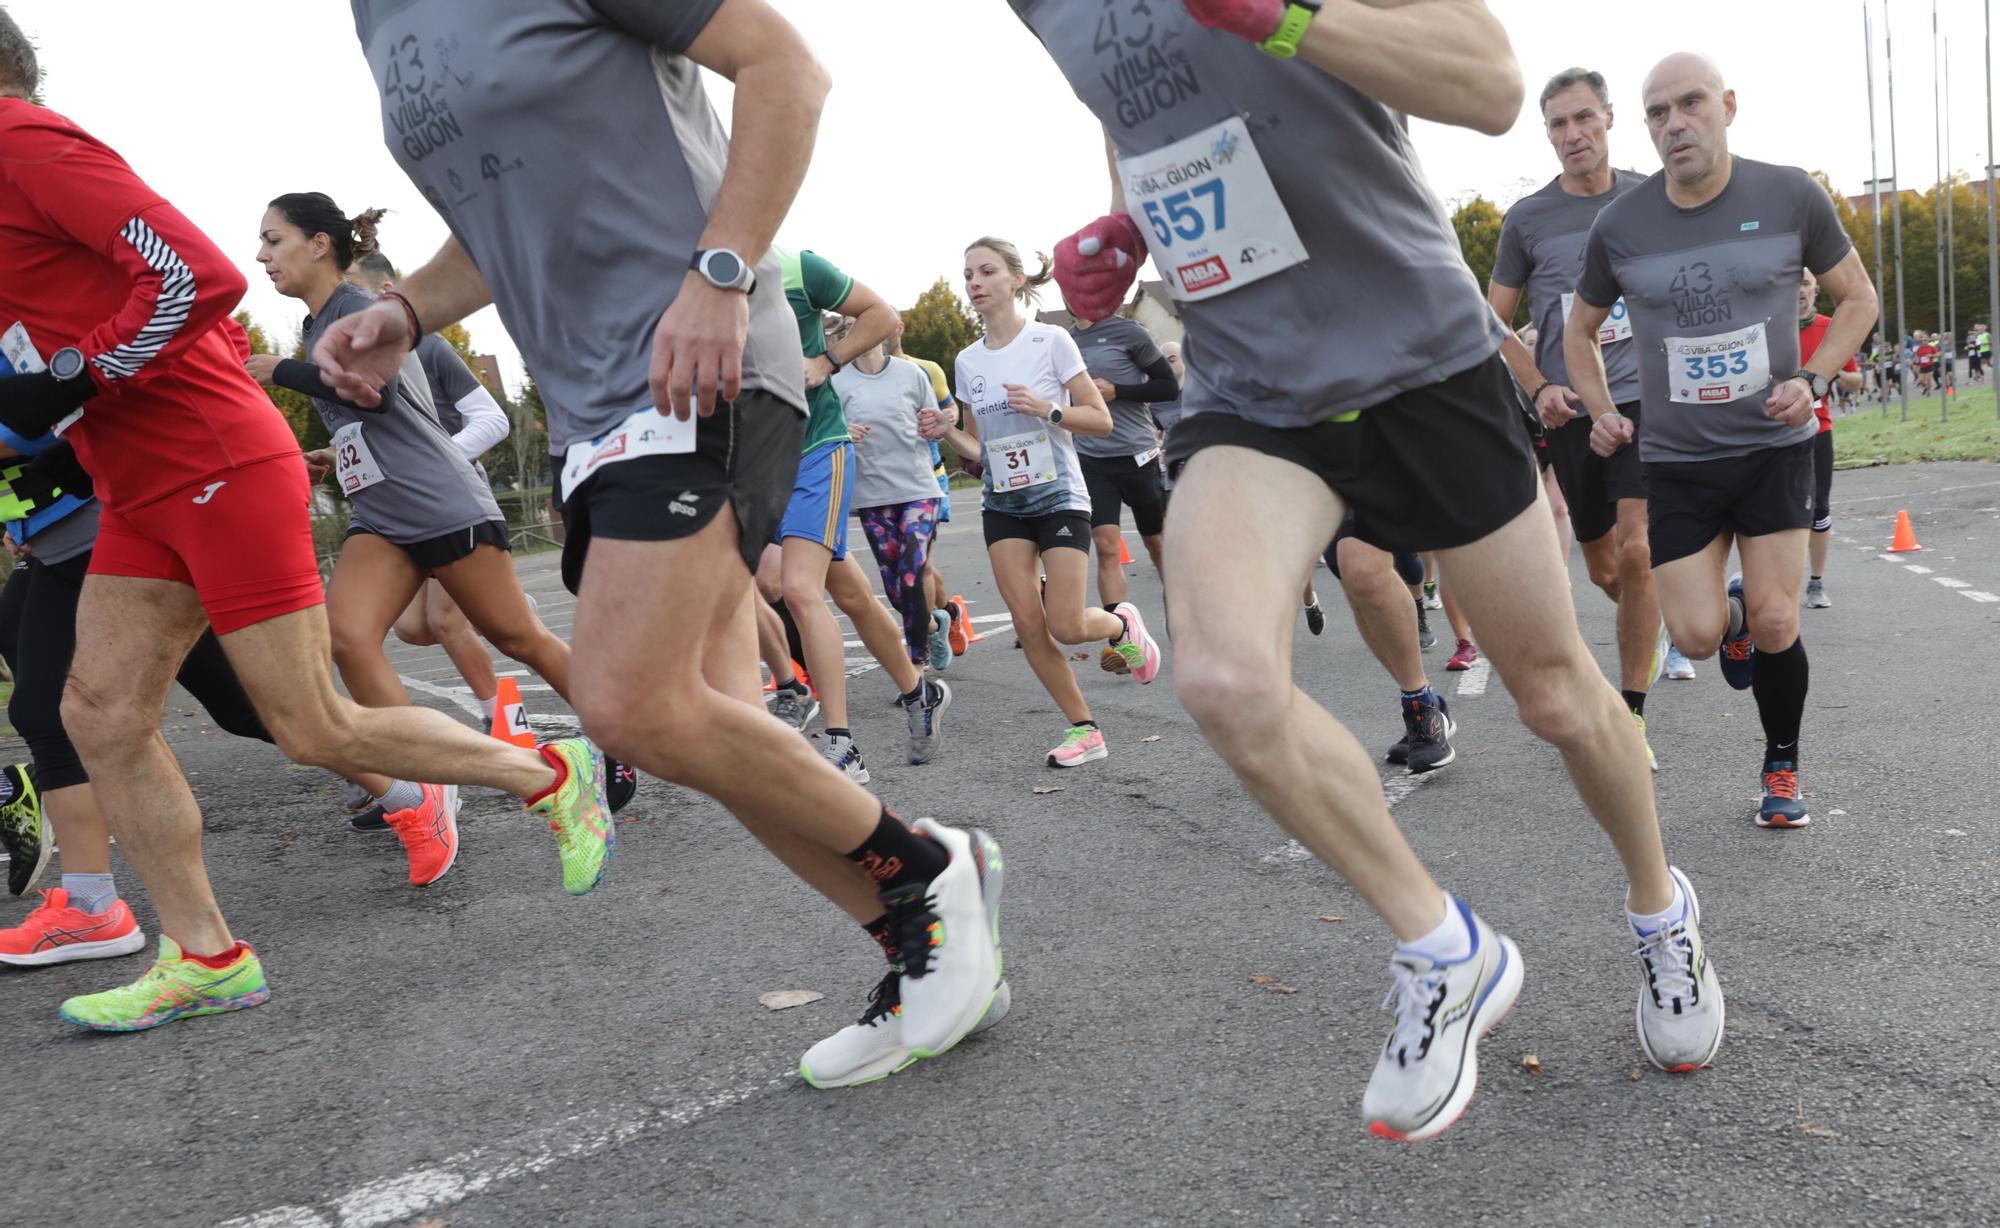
[
  {"xmin": 1164, "ymin": 353, "xmax": 1539, "ymax": 554},
  {"xmin": 1080, "ymin": 451, "xmax": 1168, "ymax": 537},
  {"xmin": 1644, "ymin": 436, "xmax": 1816, "ymax": 568},
  {"xmin": 1544, "ymin": 400, "xmax": 1647, "ymax": 544},
  {"xmin": 1810, "ymin": 430, "xmax": 1834, "ymax": 532},
  {"xmin": 557, "ymin": 390, "xmax": 805, "ymax": 593},
  {"xmin": 982, "ymin": 508, "xmax": 1092, "ymax": 554}
]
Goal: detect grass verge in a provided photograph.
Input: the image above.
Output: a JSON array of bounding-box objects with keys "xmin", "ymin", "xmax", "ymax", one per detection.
[{"xmin": 1833, "ymin": 388, "xmax": 2000, "ymax": 467}]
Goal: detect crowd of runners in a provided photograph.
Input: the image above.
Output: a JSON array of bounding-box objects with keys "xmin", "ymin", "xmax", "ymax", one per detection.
[{"xmin": 0, "ymin": 0, "xmax": 1881, "ymax": 1142}]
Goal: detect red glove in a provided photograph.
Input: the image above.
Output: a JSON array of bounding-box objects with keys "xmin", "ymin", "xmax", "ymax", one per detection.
[
  {"xmin": 1053, "ymin": 213, "xmax": 1147, "ymax": 324},
  {"xmin": 1183, "ymin": 0, "xmax": 1285, "ymax": 44}
]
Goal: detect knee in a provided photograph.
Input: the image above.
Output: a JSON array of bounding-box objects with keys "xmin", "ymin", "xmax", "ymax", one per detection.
[
  {"xmin": 779, "ymin": 576, "xmax": 824, "ymax": 616},
  {"xmin": 1585, "ymin": 550, "xmax": 1620, "ymax": 594},
  {"xmin": 1509, "ymin": 670, "xmax": 1594, "ymax": 748},
  {"xmin": 486, "ymin": 626, "xmax": 549, "ymax": 663},
  {"xmin": 393, "ymin": 622, "xmax": 437, "ymax": 648},
  {"xmin": 1747, "ymin": 597, "xmax": 1798, "ymax": 649},
  {"xmin": 1175, "ymin": 644, "xmax": 1284, "ymax": 748},
  {"xmin": 328, "ymin": 623, "xmax": 381, "ymax": 675},
  {"xmin": 1010, "ymin": 602, "xmax": 1050, "ymax": 645},
  {"xmin": 574, "ymin": 684, "xmax": 685, "ymax": 773},
  {"xmin": 1045, "ymin": 606, "xmax": 1092, "ymax": 644},
  {"xmin": 60, "ymin": 677, "xmax": 153, "ymax": 752}
]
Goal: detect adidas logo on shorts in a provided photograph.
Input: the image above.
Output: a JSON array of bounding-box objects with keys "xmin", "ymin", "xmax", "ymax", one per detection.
[{"xmin": 1056, "ymin": 526, "xmax": 1072, "ymax": 537}]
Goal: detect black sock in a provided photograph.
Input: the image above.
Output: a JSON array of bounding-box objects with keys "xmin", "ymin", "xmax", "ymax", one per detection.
[
  {"xmin": 863, "ymin": 914, "xmax": 898, "ymax": 963},
  {"xmin": 825, "ymin": 726, "xmax": 851, "ymax": 741},
  {"xmin": 779, "ymin": 678, "xmax": 809, "ymax": 696},
  {"xmin": 1400, "ymin": 686, "xmax": 1434, "ymax": 704},
  {"xmin": 1810, "ymin": 574, "xmax": 1822, "ymax": 582},
  {"xmin": 846, "ymin": 807, "xmax": 949, "ymax": 890},
  {"xmin": 900, "ymin": 682, "xmax": 924, "ymax": 706},
  {"xmin": 1622, "ymin": 689, "xmax": 1647, "ymax": 717},
  {"xmin": 1750, "ymin": 637, "xmax": 1809, "ymax": 768},
  {"xmin": 1075, "ymin": 718, "xmax": 1099, "ymax": 730},
  {"xmin": 1103, "ymin": 603, "xmax": 1119, "ymax": 616}
]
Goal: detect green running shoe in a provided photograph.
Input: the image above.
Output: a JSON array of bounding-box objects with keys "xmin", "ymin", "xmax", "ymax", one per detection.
[
  {"xmin": 1, "ymin": 763, "xmax": 49, "ymax": 897},
  {"xmin": 59, "ymin": 936, "xmax": 269, "ymax": 1032},
  {"xmin": 528, "ymin": 738, "xmax": 613, "ymax": 895}
]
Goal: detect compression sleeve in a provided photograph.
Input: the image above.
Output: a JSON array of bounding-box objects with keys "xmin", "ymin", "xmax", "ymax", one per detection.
[
  {"xmin": 450, "ymin": 385, "xmax": 511, "ymax": 460},
  {"xmin": 1113, "ymin": 354, "xmax": 1179, "ymax": 403},
  {"xmin": 273, "ymin": 359, "xmax": 389, "ymax": 416}
]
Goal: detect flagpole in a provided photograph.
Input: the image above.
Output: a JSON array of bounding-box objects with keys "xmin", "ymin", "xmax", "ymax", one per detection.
[
  {"xmin": 1891, "ymin": 0, "xmax": 1912, "ymax": 421},
  {"xmin": 1868, "ymin": 2, "xmax": 1890, "ymax": 414},
  {"xmin": 1987, "ymin": 0, "xmax": 1999, "ymax": 417}
]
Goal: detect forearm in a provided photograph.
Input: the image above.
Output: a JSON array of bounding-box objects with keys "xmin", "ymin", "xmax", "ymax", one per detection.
[
  {"xmin": 1298, "ymin": 1, "xmax": 1522, "ymax": 136},
  {"xmin": 273, "ymin": 359, "xmax": 387, "ymax": 415},
  {"xmin": 1835, "ymin": 370, "xmax": 1863, "ymax": 392},
  {"xmin": 832, "ymin": 302, "xmax": 897, "ymax": 367},
  {"xmin": 1809, "ymin": 298, "xmax": 1879, "ymax": 383},
  {"xmin": 1059, "ymin": 402, "xmax": 1115, "ymax": 437},
  {"xmin": 1562, "ymin": 328, "xmax": 1618, "ymax": 421},
  {"xmin": 390, "ymin": 239, "xmax": 494, "ymax": 339},
  {"xmin": 1496, "ymin": 331, "xmax": 1546, "ymax": 395}
]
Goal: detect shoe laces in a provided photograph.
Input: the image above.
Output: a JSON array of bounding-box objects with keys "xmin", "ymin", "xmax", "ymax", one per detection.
[
  {"xmin": 1763, "ymin": 766, "xmax": 1800, "ymax": 800},
  {"xmin": 17, "ymin": 889, "xmax": 69, "ymax": 926},
  {"xmin": 880, "ymin": 884, "xmax": 944, "ymax": 979},
  {"xmin": 1722, "ymin": 638, "xmax": 1753, "ymax": 662},
  {"xmin": 857, "ymin": 969, "xmax": 903, "ymax": 1027},
  {"xmin": 1059, "ymin": 725, "xmax": 1095, "ymax": 749},
  {"xmin": 1380, "ymin": 959, "xmax": 1447, "ymax": 1066},
  {"xmin": 1634, "ymin": 917, "xmax": 1699, "ymax": 1007}
]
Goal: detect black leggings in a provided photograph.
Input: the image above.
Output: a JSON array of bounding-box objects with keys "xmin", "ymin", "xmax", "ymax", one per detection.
[{"xmin": 0, "ymin": 550, "xmax": 272, "ymax": 791}]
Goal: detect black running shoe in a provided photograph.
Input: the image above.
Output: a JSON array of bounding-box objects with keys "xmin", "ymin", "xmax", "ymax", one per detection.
[
  {"xmin": 1304, "ymin": 600, "xmax": 1325, "ymax": 636},
  {"xmin": 1415, "ymin": 600, "xmax": 1436, "ymax": 651},
  {"xmin": 348, "ymin": 804, "xmax": 392, "ymax": 833},
  {"xmin": 1401, "ymin": 692, "xmax": 1457, "ymax": 774},
  {"xmin": 607, "ymin": 756, "xmax": 639, "ymax": 814},
  {"xmin": 1, "ymin": 763, "xmax": 49, "ymax": 896},
  {"xmin": 1385, "ymin": 732, "xmax": 1412, "ymax": 766}
]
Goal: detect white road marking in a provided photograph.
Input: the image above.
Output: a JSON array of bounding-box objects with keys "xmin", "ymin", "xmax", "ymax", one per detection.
[
  {"xmin": 1455, "ymin": 654, "xmax": 1493, "ymax": 698},
  {"xmin": 1963, "ymin": 591, "xmax": 2000, "ymax": 603},
  {"xmin": 1904, "ymin": 564, "xmax": 1934, "ymax": 574},
  {"xmin": 1935, "ymin": 577, "xmax": 1971, "ymax": 588},
  {"xmin": 397, "ymin": 674, "xmax": 484, "ymax": 722},
  {"xmin": 1877, "ymin": 554, "xmax": 1904, "ymax": 562},
  {"xmin": 1835, "ymin": 478, "xmax": 2000, "ymax": 505}
]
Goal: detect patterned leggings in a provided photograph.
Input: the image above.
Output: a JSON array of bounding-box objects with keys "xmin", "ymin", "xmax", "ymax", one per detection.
[{"xmin": 858, "ymin": 499, "xmax": 940, "ymax": 664}]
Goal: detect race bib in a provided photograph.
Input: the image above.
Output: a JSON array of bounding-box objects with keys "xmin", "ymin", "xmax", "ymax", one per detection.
[
  {"xmin": 1118, "ymin": 116, "xmax": 1307, "ymax": 302},
  {"xmin": 1134, "ymin": 446, "xmax": 1161, "ymax": 468},
  {"xmin": 333, "ymin": 421, "xmax": 385, "ymax": 495},
  {"xmin": 1664, "ymin": 321, "xmax": 1771, "ymax": 404},
  {"xmin": 560, "ymin": 406, "xmax": 696, "ymax": 500},
  {"xmin": 985, "ymin": 429, "xmax": 1058, "ymax": 490},
  {"xmin": 1562, "ymin": 293, "xmax": 1633, "ymax": 344}
]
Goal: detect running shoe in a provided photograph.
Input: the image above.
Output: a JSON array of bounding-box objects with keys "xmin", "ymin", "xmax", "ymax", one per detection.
[
  {"xmin": 1304, "ymin": 599, "xmax": 1326, "ymax": 637},
  {"xmin": 1362, "ymin": 899, "xmax": 1523, "ymax": 1142},
  {"xmin": 1805, "ymin": 578, "xmax": 1831, "ymax": 609},
  {"xmin": 59, "ymin": 936, "xmax": 269, "ymax": 1032},
  {"xmin": 1048, "ymin": 724, "xmax": 1107, "ymax": 768},
  {"xmin": 527, "ymin": 738, "xmax": 614, "ymax": 895},
  {"xmin": 821, "ymin": 733, "xmax": 870, "ymax": 784},
  {"xmin": 1107, "ymin": 601, "xmax": 1162, "ymax": 683},
  {"xmin": 1098, "ymin": 644, "xmax": 1130, "ymax": 675},
  {"xmin": 1385, "ymin": 733, "xmax": 1411, "ymax": 767},
  {"xmin": 1650, "ymin": 619, "xmax": 1671, "ymax": 686},
  {"xmin": 383, "ymin": 783, "xmax": 460, "ymax": 886},
  {"xmin": 1634, "ymin": 712, "xmax": 1657, "ymax": 772},
  {"xmin": 770, "ymin": 685, "xmax": 819, "ymax": 733},
  {"xmin": 1415, "ymin": 601, "xmax": 1436, "ymax": 652},
  {"xmin": 607, "ymin": 756, "xmax": 640, "ymax": 814},
  {"xmin": 948, "ymin": 597, "xmax": 971, "ymax": 656},
  {"xmin": 881, "ymin": 821, "xmax": 1004, "ymax": 1057},
  {"xmin": 928, "ymin": 610, "xmax": 952, "ymax": 671},
  {"xmin": 1, "ymin": 763, "xmax": 49, "ymax": 897},
  {"xmin": 1400, "ymin": 692, "xmax": 1456, "ymax": 774},
  {"xmin": 1718, "ymin": 574, "xmax": 1755, "ymax": 691},
  {"xmin": 1445, "ymin": 639, "xmax": 1478, "ymax": 671},
  {"xmin": 1633, "ymin": 867, "xmax": 1725, "ymax": 1072},
  {"xmin": 1664, "ymin": 645, "xmax": 1696, "ymax": 681},
  {"xmin": 801, "ymin": 829, "xmax": 1010, "ymax": 1088},
  {"xmin": 1756, "ymin": 762, "xmax": 1810, "ymax": 829},
  {"xmin": 1421, "ymin": 579, "xmax": 1442, "ymax": 611},
  {"xmin": 0, "ymin": 888, "xmax": 145, "ymax": 966},
  {"xmin": 349, "ymin": 804, "xmax": 390, "ymax": 834},
  {"xmin": 903, "ymin": 678, "xmax": 952, "ymax": 766},
  {"xmin": 339, "ymin": 778, "xmax": 374, "ymax": 814}
]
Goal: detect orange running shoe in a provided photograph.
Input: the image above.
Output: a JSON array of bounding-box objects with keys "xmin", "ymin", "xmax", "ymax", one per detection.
[
  {"xmin": 0, "ymin": 888, "xmax": 146, "ymax": 966},
  {"xmin": 383, "ymin": 784, "xmax": 460, "ymax": 885},
  {"xmin": 947, "ymin": 597, "xmax": 971, "ymax": 657}
]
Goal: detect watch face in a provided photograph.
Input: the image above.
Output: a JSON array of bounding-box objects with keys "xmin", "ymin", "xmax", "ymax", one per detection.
[
  {"xmin": 50, "ymin": 347, "xmax": 86, "ymax": 381},
  {"xmin": 705, "ymin": 251, "xmax": 744, "ymax": 286}
]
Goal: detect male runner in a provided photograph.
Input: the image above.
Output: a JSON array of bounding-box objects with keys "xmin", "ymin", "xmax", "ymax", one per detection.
[
  {"xmin": 326, "ymin": 0, "xmax": 1004, "ymax": 1083},
  {"xmin": 1568, "ymin": 52, "xmax": 1877, "ymax": 830},
  {"xmin": 1797, "ymin": 267, "xmax": 1862, "ymax": 610},
  {"xmin": 1914, "ymin": 332, "xmax": 1938, "ymax": 394},
  {"xmin": 1490, "ymin": 66, "xmax": 1665, "ymax": 765},
  {"xmin": 0, "ymin": 21, "xmax": 609, "ymax": 1032},
  {"xmin": 1031, "ymin": 0, "xmax": 1723, "ymax": 1140}
]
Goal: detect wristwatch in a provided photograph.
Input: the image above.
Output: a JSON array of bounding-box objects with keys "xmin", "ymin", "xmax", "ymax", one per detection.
[
  {"xmin": 1258, "ymin": 0, "xmax": 1323, "ymax": 58},
  {"xmin": 1048, "ymin": 407, "xmax": 1065, "ymax": 426},
  {"xmin": 49, "ymin": 346, "xmax": 88, "ymax": 384},
  {"xmin": 690, "ymin": 248, "xmax": 756, "ymax": 293},
  {"xmin": 1794, "ymin": 370, "xmax": 1828, "ymax": 399}
]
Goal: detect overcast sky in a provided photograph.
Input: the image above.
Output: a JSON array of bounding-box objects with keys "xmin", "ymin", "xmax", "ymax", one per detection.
[{"xmin": 11, "ymin": 1, "xmax": 1993, "ymax": 390}]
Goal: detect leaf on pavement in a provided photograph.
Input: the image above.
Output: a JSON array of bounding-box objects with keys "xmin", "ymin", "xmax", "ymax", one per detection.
[
  {"xmin": 759, "ymin": 989, "xmax": 825, "ymax": 1011},
  {"xmin": 1799, "ymin": 1122, "xmax": 1841, "ymax": 1139},
  {"xmin": 1141, "ymin": 735, "xmax": 1161, "ymax": 742},
  {"xmin": 1033, "ymin": 785, "xmax": 1064, "ymax": 795},
  {"xmin": 1266, "ymin": 984, "xmax": 1298, "ymax": 995},
  {"xmin": 1069, "ymin": 651, "xmax": 1091, "ymax": 661},
  {"xmin": 1629, "ymin": 1066, "xmax": 1644, "ymax": 1082},
  {"xmin": 1521, "ymin": 1054, "xmax": 1544, "ymax": 1076},
  {"xmin": 1317, "ymin": 914, "xmax": 1346, "ymax": 923},
  {"xmin": 1247, "ymin": 975, "xmax": 1279, "ymax": 985},
  {"xmin": 1828, "ymin": 808, "xmax": 1847, "ymax": 816}
]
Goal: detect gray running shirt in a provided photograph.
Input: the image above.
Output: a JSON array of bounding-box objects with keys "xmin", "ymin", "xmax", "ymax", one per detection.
[
  {"xmin": 1492, "ymin": 170, "xmax": 1647, "ymax": 408},
  {"xmin": 349, "ymin": 0, "xmax": 806, "ymax": 453},
  {"xmin": 303, "ymin": 283, "xmax": 501, "ymax": 542},
  {"xmin": 1578, "ymin": 158, "xmax": 1852, "ymax": 463},
  {"xmin": 1011, "ymin": 1, "xmax": 1507, "ymax": 427},
  {"xmin": 832, "ymin": 358, "xmax": 945, "ymax": 509},
  {"xmin": 1068, "ymin": 316, "xmax": 1168, "ymax": 458},
  {"xmin": 25, "ymin": 499, "xmax": 98, "ymax": 565},
  {"xmin": 415, "ymin": 335, "xmax": 484, "ymax": 436}
]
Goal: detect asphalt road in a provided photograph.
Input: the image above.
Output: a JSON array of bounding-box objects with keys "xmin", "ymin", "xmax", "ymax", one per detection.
[{"xmin": 5, "ymin": 461, "xmax": 1998, "ymax": 1228}]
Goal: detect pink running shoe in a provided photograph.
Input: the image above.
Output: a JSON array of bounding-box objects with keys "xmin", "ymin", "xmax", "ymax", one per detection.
[
  {"xmin": 1446, "ymin": 639, "xmax": 1479, "ymax": 672},
  {"xmin": 1108, "ymin": 602, "xmax": 1162, "ymax": 684},
  {"xmin": 1048, "ymin": 724, "xmax": 1108, "ymax": 768}
]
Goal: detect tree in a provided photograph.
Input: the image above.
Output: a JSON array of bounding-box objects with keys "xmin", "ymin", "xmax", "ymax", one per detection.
[
  {"xmin": 899, "ymin": 278, "xmax": 982, "ymax": 393},
  {"xmin": 235, "ymin": 310, "xmax": 327, "ymax": 450},
  {"xmin": 1449, "ymin": 195, "xmax": 1528, "ymax": 329},
  {"xmin": 1830, "ymin": 170, "xmax": 1995, "ymax": 339}
]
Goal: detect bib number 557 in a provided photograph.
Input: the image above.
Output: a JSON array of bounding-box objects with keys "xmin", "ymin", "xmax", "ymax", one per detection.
[{"xmin": 1141, "ymin": 181, "xmax": 1227, "ymax": 248}]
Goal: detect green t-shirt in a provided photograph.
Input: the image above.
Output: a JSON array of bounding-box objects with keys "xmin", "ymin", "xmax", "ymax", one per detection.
[{"xmin": 778, "ymin": 247, "xmax": 855, "ymax": 453}]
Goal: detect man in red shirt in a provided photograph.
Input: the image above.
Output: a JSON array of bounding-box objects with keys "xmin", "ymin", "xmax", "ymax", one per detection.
[
  {"xmin": 1914, "ymin": 332, "xmax": 1940, "ymax": 395},
  {"xmin": 1797, "ymin": 269, "xmax": 1861, "ymax": 609},
  {"xmin": 0, "ymin": 26, "xmax": 610, "ymax": 1033}
]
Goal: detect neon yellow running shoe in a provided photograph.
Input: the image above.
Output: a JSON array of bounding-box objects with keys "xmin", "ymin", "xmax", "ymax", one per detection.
[
  {"xmin": 59, "ymin": 936, "xmax": 269, "ymax": 1032},
  {"xmin": 528, "ymin": 738, "xmax": 613, "ymax": 895},
  {"xmin": 1634, "ymin": 711, "xmax": 1657, "ymax": 772}
]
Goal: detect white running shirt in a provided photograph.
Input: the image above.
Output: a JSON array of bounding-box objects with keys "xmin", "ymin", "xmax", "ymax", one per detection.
[{"xmin": 954, "ymin": 321, "xmax": 1091, "ymax": 518}]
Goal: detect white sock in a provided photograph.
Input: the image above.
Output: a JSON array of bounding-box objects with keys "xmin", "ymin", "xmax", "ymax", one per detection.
[
  {"xmin": 1627, "ymin": 876, "xmax": 1689, "ymax": 934},
  {"xmin": 1401, "ymin": 892, "xmax": 1472, "ymax": 963},
  {"xmin": 375, "ymin": 779, "xmax": 425, "ymax": 813},
  {"xmin": 62, "ymin": 872, "xmax": 117, "ymax": 915}
]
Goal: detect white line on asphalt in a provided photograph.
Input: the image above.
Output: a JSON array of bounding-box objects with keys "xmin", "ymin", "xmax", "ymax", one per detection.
[
  {"xmin": 1455, "ymin": 654, "xmax": 1492, "ymax": 698},
  {"xmin": 216, "ymin": 1073, "xmax": 789, "ymax": 1228},
  {"xmin": 969, "ymin": 613, "xmax": 1013, "ymax": 624},
  {"xmin": 1877, "ymin": 553, "xmax": 1904, "ymax": 562},
  {"xmin": 1904, "ymin": 564, "xmax": 1934, "ymax": 574},
  {"xmin": 1835, "ymin": 478, "xmax": 2000, "ymax": 505},
  {"xmin": 398, "ymin": 674, "xmax": 484, "ymax": 722},
  {"xmin": 1964, "ymin": 591, "xmax": 2000, "ymax": 603},
  {"xmin": 1935, "ymin": 577, "xmax": 1971, "ymax": 588}
]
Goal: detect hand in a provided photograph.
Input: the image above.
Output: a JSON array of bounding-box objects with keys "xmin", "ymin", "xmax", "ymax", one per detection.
[
  {"xmin": 651, "ymin": 273, "xmax": 747, "ymax": 420},
  {"xmin": 312, "ymin": 299, "xmax": 414, "ymax": 408},
  {"xmin": 303, "ymin": 448, "xmax": 335, "ymax": 484},
  {"xmin": 1004, "ymin": 383, "xmax": 1050, "ymax": 419},
  {"xmin": 1183, "ymin": 0, "xmax": 1285, "ymax": 43},
  {"xmin": 1535, "ymin": 383, "xmax": 1582, "ymax": 429},
  {"xmin": 847, "ymin": 422, "xmax": 873, "ymax": 441},
  {"xmin": 245, "ymin": 354, "xmax": 282, "ymax": 388},
  {"xmin": 917, "ymin": 408, "xmax": 951, "ymax": 440},
  {"xmin": 1092, "ymin": 377, "xmax": 1117, "ymax": 403},
  {"xmin": 0, "ymin": 369, "xmax": 94, "ymax": 440},
  {"xmin": 803, "ymin": 352, "xmax": 836, "ymax": 391},
  {"xmin": 1765, "ymin": 376, "xmax": 1815, "ymax": 428},
  {"xmin": 1054, "ymin": 213, "xmax": 1146, "ymax": 323},
  {"xmin": 1589, "ymin": 411, "xmax": 1634, "ymax": 458}
]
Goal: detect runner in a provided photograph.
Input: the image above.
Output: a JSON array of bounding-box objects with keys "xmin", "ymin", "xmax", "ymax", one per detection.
[
  {"xmin": 1797, "ymin": 267, "xmax": 1862, "ymax": 610},
  {"xmin": 1033, "ymin": 0, "xmax": 1723, "ymax": 1139},
  {"xmin": 1490, "ymin": 66, "xmax": 1666, "ymax": 767},
  {"xmin": 1156, "ymin": 340, "xmax": 1185, "ymax": 492},
  {"xmin": 1914, "ymin": 331, "xmax": 1938, "ymax": 394},
  {"xmin": 883, "ymin": 327, "xmax": 962, "ymax": 663},
  {"xmin": 1065, "ymin": 303, "xmax": 1177, "ymax": 674},
  {"xmin": 1321, "ymin": 521, "xmax": 1456, "ymax": 773},
  {"xmin": 256, "ymin": 191, "xmax": 635, "ymax": 833},
  {"xmin": 921, "ymin": 235, "xmax": 1162, "ymax": 768},
  {"xmin": 0, "ymin": 33, "xmax": 609, "ymax": 1033},
  {"xmin": 327, "ymin": 0, "xmax": 1005, "ymax": 1085},
  {"xmin": 1569, "ymin": 51, "xmax": 1877, "ymax": 830},
  {"xmin": 762, "ymin": 248, "xmax": 949, "ymax": 775}
]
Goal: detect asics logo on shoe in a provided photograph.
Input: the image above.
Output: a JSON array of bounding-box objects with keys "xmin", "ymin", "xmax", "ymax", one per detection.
[{"xmin": 192, "ymin": 481, "xmax": 227, "ymax": 504}]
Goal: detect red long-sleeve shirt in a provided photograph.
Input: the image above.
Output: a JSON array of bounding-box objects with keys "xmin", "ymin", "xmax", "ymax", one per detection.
[{"xmin": 0, "ymin": 99, "xmax": 297, "ymax": 509}]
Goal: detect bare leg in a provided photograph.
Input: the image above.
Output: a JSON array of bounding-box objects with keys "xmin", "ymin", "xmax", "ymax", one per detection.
[
  {"xmin": 424, "ymin": 580, "xmax": 498, "ymax": 704},
  {"xmin": 1610, "ymin": 498, "xmax": 1660, "ymax": 694},
  {"xmin": 323, "ymin": 535, "xmax": 427, "ymax": 799},
  {"xmin": 753, "ymin": 594, "xmax": 799, "ymax": 686},
  {"xmin": 1437, "ymin": 564, "xmax": 1473, "ymax": 643},
  {"xmin": 1335, "ymin": 538, "xmax": 1428, "ymax": 692},
  {"xmin": 43, "ymin": 785, "xmax": 111, "ymax": 875},
  {"xmin": 824, "ymin": 553, "xmax": 921, "ymax": 694},
  {"xmin": 1652, "ymin": 535, "xmax": 1734, "ymax": 660},
  {"xmin": 1542, "ymin": 465, "xmax": 1574, "ymax": 567},
  {"xmin": 779, "ymin": 537, "xmax": 849, "ymax": 729},
  {"xmin": 435, "ymin": 545, "xmax": 570, "ymax": 700},
  {"xmin": 989, "ymin": 539, "xmax": 1095, "ymax": 726},
  {"xmin": 391, "ymin": 590, "xmax": 438, "ymax": 647},
  {"xmin": 1091, "ymin": 523, "xmax": 1127, "ymax": 608}
]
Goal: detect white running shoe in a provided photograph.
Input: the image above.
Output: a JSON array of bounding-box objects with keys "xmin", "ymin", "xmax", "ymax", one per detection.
[
  {"xmin": 820, "ymin": 733, "xmax": 869, "ymax": 784},
  {"xmin": 1362, "ymin": 900, "xmax": 1524, "ymax": 1142},
  {"xmin": 1664, "ymin": 645, "xmax": 1696, "ymax": 681},
  {"xmin": 1633, "ymin": 866, "xmax": 1725, "ymax": 1072},
  {"xmin": 882, "ymin": 820, "xmax": 1004, "ymax": 1058},
  {"xmin": 1650, "ymin": 619, "xmax": 1671, "ymax": 685}
]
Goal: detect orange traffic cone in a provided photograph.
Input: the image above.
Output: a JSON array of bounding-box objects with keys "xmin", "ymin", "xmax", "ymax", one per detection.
[
  {"xmin": 1118, "ymin": 536, "xmax": 1134, "ymax": 566},
  {"xmin": 491, "ymin": 676, "xmax": 536, "ymax": 748},
  {"xmin": 1888, "ymin": 509, "xmax": 1922, "ymax": 552},
  {"xmin": 955, "ymin": 595, "xmax": 986, "ymax": 644}
]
